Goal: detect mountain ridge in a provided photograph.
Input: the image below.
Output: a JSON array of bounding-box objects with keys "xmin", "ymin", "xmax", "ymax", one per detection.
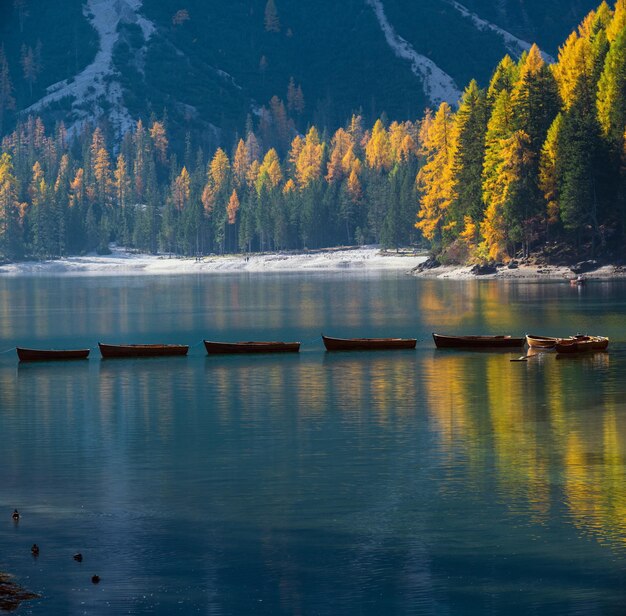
[{"xmin": 0, "ymin": 0, "xmax": 598, "ymax": 145}]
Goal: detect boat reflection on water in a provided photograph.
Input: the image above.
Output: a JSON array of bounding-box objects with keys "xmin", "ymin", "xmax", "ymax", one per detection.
[{"xmin": 555, "ymin": 351, "xmax": 611, "ymax": 367}]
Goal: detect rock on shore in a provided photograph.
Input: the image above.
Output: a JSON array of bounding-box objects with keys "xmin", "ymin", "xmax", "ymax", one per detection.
[
  {"xmin": 0, "ymin": 572, "xmax": 39, "ymax": 611},
  {"xmin": 412, "ymin": 260, "xmax": 626, "ymax": 280}
]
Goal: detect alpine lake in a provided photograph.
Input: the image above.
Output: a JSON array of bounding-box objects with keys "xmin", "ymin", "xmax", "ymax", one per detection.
[{"xmin": 1, "ymin": 272, "xmax": 626, "ymax": 615}]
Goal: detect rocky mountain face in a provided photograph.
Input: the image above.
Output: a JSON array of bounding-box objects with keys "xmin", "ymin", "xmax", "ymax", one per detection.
[{"xmin": 0, "ymin": 0, "xmax": 597, "ymax": 146}]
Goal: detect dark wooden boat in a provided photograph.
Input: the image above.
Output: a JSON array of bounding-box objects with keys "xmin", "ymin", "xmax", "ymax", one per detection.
[
  {"xmin": 203, "ymin": 340, "xmax": 300, "ymax": 354},
  {"xmin": 573, "ymin": 334, "xmax": 609, "ymax": 350},
  {"xmin": 16, "ymin": 347, "xmax": 90, "ymax": 362},
  {"xmin": 98, "ymin": 343, "xmax": 189, "ymax": 358},
  {"xmin": 433, "ymin": 333, "xmax": 525, "ymax": 349},
  {"xmin": 526, "ymin": 334, "xmax": 558, "ymax": 350},
  {"xmin": 322, "ymin": 334, "xmax": 416, "ymax": 351},
  {"xmin": 555, "ymin": 335, "xmax": 609, "ymax": 353},
  {"xmin": 588, "ymin": 335, "xmax": 609, "ymax": 350},
  {"xmin": 555, "ymin": 338, "xmax": 595, "ymax": 353}
]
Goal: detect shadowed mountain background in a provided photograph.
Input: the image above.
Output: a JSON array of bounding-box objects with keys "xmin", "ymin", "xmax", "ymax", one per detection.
[{"xmin": 0, "ymin": 0, "xmax": 596, "ymax": 145}]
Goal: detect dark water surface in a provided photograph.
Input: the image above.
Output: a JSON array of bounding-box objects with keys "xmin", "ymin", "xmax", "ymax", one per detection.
[{"xmin": 1, "ymin": 273, "xmax": 626, "ymax": 615}]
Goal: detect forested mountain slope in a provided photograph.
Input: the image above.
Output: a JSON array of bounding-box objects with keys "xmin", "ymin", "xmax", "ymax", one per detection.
[
  {"xmin": 1, "ymin": 0, "xmax": 623, "ymax": 267},
  {"xmin": 0, "ymin": 0, "xmax": 596, "ymax": 146}
]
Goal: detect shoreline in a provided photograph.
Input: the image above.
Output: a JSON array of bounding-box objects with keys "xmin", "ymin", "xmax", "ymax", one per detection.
[
  {"xmin": 0, "ymin": 246, "xmax": 428, "ymax": 277},
  {"xmin": 412, "ymin": 262, "xmax": 626, "ymax": 281},
  {"xmin": 3, "ymin": 247, "xmax": 625, "ymax": 280}
]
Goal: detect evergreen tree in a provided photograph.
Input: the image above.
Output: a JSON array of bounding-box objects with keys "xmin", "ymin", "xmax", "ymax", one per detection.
[
  {"xmin": 0, "ymin": 46, "xmax": 15, "ymax": 136},
  {"xmin": 114, "ymin": 154, "xmax": 132, "ymax": 245},
  {"xmin": 539, "ymin": 114, "xmax": 563, "ymax": 228},
  {"xmin": 486, "ymin": 55, "xmax": 518, "ymax": 106},
  {"xmin": 264, "ymin": 0, "xmax": 280, "ymax": 33},
  {"xmin": 449, "ymin": 80, "xmax": 488, "ymax": 235},
  {"xmin": 597, "ymin": 26, "xmax": 626, "ymax": 143},
  {"xmin": 0, "ymin": 152, "xmax": 21, "ymax": 260},
  {"xmin": 559, "ymin": 94, "xmax": 607, "ymax": 252}
]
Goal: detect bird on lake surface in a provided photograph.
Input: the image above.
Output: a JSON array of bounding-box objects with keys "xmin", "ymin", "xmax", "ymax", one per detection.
[
  {"xmin": 91, "ymin": 575, "xmax": 100, "ymax": 584},
  {"xmin": 12, "ymin": 509, "xmax": 19, "ymax": 521},
  {"xmin": 31, "ymin": 544, "xmax": 39, "ymax": 556},
  {"xmin": 73, "ymin": 553, "xmax": 83, "ymax": 562}
]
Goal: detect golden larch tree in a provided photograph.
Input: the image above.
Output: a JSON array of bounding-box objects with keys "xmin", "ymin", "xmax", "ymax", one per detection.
[
  {"xmin": 232, "ymin": 139, "xmax": 249, "ymax": 188},
  {"xmin": 114, "ymin": 154, "xmax": 131, "ymax": 210},
  {"xmin": 256, "ymin": 148, "xmax": 283, "ymax": 192},
  {"xmin": 552, "ymin": 32, "xmax": 594, "ymax": 111},
  {"xmin": 173, "ymin": 167, "xmax": 191, "ymax": 211},
  {"xmin": 283, "ymin": 178, "xmax": 296, "ymax": 195},
  {"xmin": 93, "ymin": 147, "xmax": 112, "ymax": 206},
  {"xmin": 288, "ymin": 134, "xmax": 304, "ymax": 174},
  {"xmin": 150, "ymin": 121, "xmax": 168, "ymax": 164},
  {"xmin": 227, "ymin": 190, "xmax": 240, "ymax": 224},
  {"xmin": 210, "ymin": 148, "xmax": 230, "ymax": 194},
  {"xmin": 365, "ymin": 119, "xmax": 392, "ymax": 171},
  {"xmin": 295, "ymin": 127, "xmax": 324, "ymax": 188},
  {"xmin": 54, "ymin": 153, "xmax": 70, "ymax": 195},
  {"xmin": 389, "ymin": 121, "xmax": 417, "ymax": 163},
  {"xmin": 415, "ymin": 102, "xmax": 456, "ymax": 242},
  {"xmin": 347, "ymin": 163, "xmax": 363, "ymax": 204},
  {"xmin": 607, "ymin": 0, "xmax": 626, "ymax": 42},
  {"xmin": 69, "ymin": 168, "xmax": 85, "ymax": 209},
  {"xmin": 326, "ymin": 128, "xmax": 354, "ymax": 183}
]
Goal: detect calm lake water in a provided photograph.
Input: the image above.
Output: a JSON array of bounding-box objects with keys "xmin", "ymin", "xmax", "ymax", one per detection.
[{"xmin": 1, "ymin": 273, "xmax": 626, "ymax": 615}]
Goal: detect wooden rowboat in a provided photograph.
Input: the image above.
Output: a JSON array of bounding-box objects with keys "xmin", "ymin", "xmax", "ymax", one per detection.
[
  {"xmin": 98, "ymin": 343, "xmax": 189, "ymax": 358},
  {"xmin": 588, "ymin": 335, "xmax": 609, "ymax": 350},
  {"xmin": 555, "ymin": 338, "xmax": 595, "ymax": 353},
  {"xmin": 322, "ymin": 334, "xmax": 416, "ymax": 351},
  {"xmin": 203, "ymin": 340, "xmax": 300, "ymax": 354},
  {"xmin": 16, "ymin": 347, "xmax": 90, "ymax": 362},
  {"xmin": 526, "ymin": 334, "xmax": 558, "ymax": 350},
  {"xmin": 433, "ymin": 334, "xmax": 525, "ymax": 349},
  {"xmin": 556, "ymin": 335, "xmax": 610, "ymax": 353},
  {"xmin": 573, "ymin": 334, "xmax": 609, "ymax": 350}
]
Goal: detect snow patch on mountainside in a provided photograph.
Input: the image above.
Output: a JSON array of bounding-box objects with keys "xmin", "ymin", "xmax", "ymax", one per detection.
[
  {"xmin": 25, "ymin": 0, "xmax": 155, "ymax": 136},
  {"xmin": 447, "ymin": 1, "xmax": 555, "ymax": 63},
  {"xmin": 365, "ymin": 0, "xmax": 461, "ymax": 106}
]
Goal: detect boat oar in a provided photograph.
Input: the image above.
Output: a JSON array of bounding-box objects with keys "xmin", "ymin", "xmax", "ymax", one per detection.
[{"xmin": 510, "ymin": 352, "xmax": 539, "ymax": 362}]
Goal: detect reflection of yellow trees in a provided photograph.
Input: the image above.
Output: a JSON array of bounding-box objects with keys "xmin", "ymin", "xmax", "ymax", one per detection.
[
  {"xmin": 295, "ymin": 282, "xmax": 319, "ymax": 330},
  {"xmin": 485, "ymin": 356, "xmax": 550, "ymax": 523},
  {"xmin": 423, "ymin": 349, "xmax": 626, "ymax": 546},
  {"xmin": 563, "ymin": 405, "xmax": 626, "ymax": 546},
  {"xmin": 420, "ymin": 353, "xmax": 479, "ymax": 452},
  {"xmin": 418, "ymin": 282, "xmax": 511, "ymax": 332},
  {"xmin": 417, "ymin": 280, "xmax": 599, "ymax": 337}
]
